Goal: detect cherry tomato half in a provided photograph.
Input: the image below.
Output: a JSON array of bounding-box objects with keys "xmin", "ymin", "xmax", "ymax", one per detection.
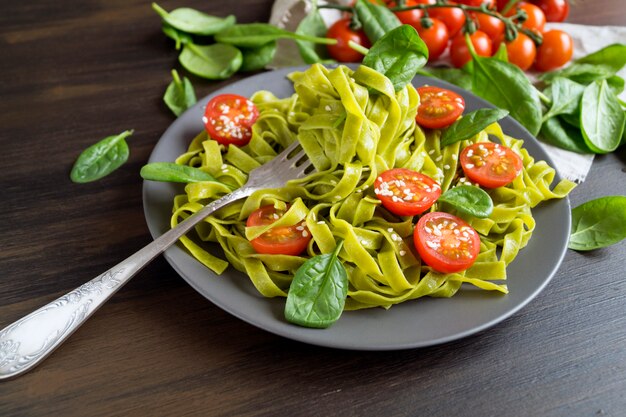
[
  {"xmin": 326, "ymin": 18, "xmax": 371, "ymax": 63},
  {"xmin": 450, "ymin": 30, "xmax": 493, "ymax": 68},
  {"xmin": 414, "ymin": 212, "xmax": 481, "ymax": 273},
  {"xmin": 415, "ymin": 86, "xmax": 466, "ymax": 129},
  {"xmin": 374, "ymin": 168, "xmax": 442, "ymax": 216},
  {"xmin": 498, "ymin": 32, "xmax": 537, "ymax": 71},
  {"xmin": 414, "ymin": 18, "xmax": 450, "ymax": 61},
  {"xmin": 246, "ymin": 205, "xmax": 311, "ymax": 256},
  {"xmin": 531, "ymin": 0, "xmax": 569, "ymax": 22},
  {"xmin": 460, "ymin": 141, "xmax": 523, "ymax": 188},
  {"xmin": 506, "ymin": 2, "xmax": 546, "ymax": 32},
  {"xmin": 429, "ymin": 2, "xmax": 466, "ymax": 38},
  {"xmin": 534, "ymin": 29, "xmax": 573, "ymax": 71},
  {"xmin": 203, "ymin": 94, "xmax": 259, "ymax": 147}
]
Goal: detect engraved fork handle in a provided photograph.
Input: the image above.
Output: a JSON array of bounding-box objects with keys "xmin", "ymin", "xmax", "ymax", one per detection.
[{"xmin": 0, "ymin": 188, "xmax": 250, "ymax": 380}]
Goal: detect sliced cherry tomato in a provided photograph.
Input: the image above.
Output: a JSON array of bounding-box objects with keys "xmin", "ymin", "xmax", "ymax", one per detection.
[
  {"xmin": 413, "ymin": 18, "xmax": 450, "ymax": 61},
  {"xmin": 414, "ymin": 212, "xmax": 481, "ymax": 273},
  {"xmin": 246, "ymin": 205, "xmax": 311, "ymax": 256},
  {"xmin": 472, "ymin": 12, "xmax": 505, "ymax": 40},
  {"xmin": 531, "ymin": 0, "xmax": 569, "ymax": 22},
  {"xmin": 534, "ymin": 29, "xmax": 573, "ymax": 71},
  {"xmin": 449, "ymin": 30, "xmax": 493, "ymax": 68},
  {"xmin": 460, "ymin": 141, "xmax": 523, "ymax": 188},
  {"xmin": 203, "ymin": 94, "xmax": 259, "ymax": 147},
  {"xmin": 506, "ymin": 2, "xmax": 546, "ymax": 32},
  {"xmin": 415, "ymin": 86, "xmax": 465, "ymax": 129},
  {"xmin": 429, "ymin": 3, "xmax": 466, "ymax": 38},
  {"xmin": 374, "ymin": 168, "xmax": 441, "ymax": 216},
  {"xmin": 326, "ymin": 18, "xmax": 371, "ymax": 63},
  {"xmin": 497, "ymin": 32, "xmax": 537, "ymax": 70}
]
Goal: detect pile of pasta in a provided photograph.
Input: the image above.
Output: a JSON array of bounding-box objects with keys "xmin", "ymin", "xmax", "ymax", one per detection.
[{"xmin": 171, "ymin": 64, "xmax": 575, "ymax": 310}]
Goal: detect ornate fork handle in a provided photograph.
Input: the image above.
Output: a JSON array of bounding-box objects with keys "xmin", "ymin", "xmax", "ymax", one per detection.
[{"xmin": 0, "ymin": 187, "xmax": 250, "ymax": 380}]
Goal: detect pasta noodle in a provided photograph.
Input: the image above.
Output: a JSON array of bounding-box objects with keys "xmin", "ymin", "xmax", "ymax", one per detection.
[{"xmin": 170, "ymin": 64, "xmax": 575, "ymax": 310}]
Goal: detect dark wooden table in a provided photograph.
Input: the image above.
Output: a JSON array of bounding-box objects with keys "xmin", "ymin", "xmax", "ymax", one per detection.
[{"xmin": 1, "ymin": 1, "xmax": 625, "ymax": 415}]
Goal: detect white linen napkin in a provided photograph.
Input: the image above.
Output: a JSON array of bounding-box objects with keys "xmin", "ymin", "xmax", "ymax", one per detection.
[{"xmin": 269, "ymin": 0, "xmax": 626, "ymax": 182}]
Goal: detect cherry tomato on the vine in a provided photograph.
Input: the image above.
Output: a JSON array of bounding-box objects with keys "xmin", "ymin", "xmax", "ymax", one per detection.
[
  {"xmin": 326, "ymin": 18, "xmax": 371, "ymax": 63},
  {"xmin": 450, "ymin": 30, "xmax": 493, "ymax": 68},
  {"xmin": 374, "ymin": 168, "xmax": 441, "ymax": 216},
  {"xmin": 496, "ymin": 32, "xmax": 537, "ymax": 70},
  {"xmin": 390, "ymin": 0, "xmax": 435, "ymax": 26},
  {"xmin": 429, "ymin": 3, "xmax": 466, "ymax": 38},
  {"xmin": 535, "ymin": 29, "xmax": 573, "ymax": 71},
  {"xmin": 415, "ymin": 86, "xmax": 466, "ymax": 129},
  {"xmin": 506, "ymin": 2, "xmax": 546, "ymax": 32},
  {"xmin": 456, "ymin": 0, "xmax": 495, "ymax": 8},
  {"xmin": 414, "ymin": 18, "xmax": 450, "ymax": 61},
  {"xmin": 413, "ymin": 212, "xmax": 481, "ymax": 274},
  {"xmin": 203, "ymin": 94, "xmax": 259, "ymax": 147},
  {"xmin": 472, "ymin": 12, "xmax": 505, "ymax": 41},
  {"xmin": 531, "ymin": 0, "xmax": 569, "ymax": 22},
  {"xmin": 460, "ymin": 141, "xmax": 523, "ymax": 188},
  {"xmin": 246, "ymin": 205, "xmax": 311, "ymax": 256}
]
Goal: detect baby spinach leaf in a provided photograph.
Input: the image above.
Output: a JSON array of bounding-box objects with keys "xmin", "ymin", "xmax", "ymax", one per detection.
[
  {"xmin": 163, "ymin": 69, "xmax": 197, "ymax": 117},
  {"xmin": 569, "ymin": 196, "xmax": 626, "ymax": 251},
  {"xmin": 152, "ymin": 3, "xmax": 235, "ymax": 36},
  {"xmin": 354, "ymin": 0, "xmax": 401, "ymax": 42},
  {"xmin": 416, "ymin": 67, "xmax": 473, "ymax": 91},
  {"xmin": 539, "ymin": 117, "xmax": 591, "ymax": 154},
  {"xmin": 140, "ymin": 162, "xmax": 223, "ymax": 184},
  {"xmin": 70, "ymin": 130, "xmax": 133, "ymax": 183},
  {"xmin": 162, "ymin": 24, "xmax": 192, "ymax": 50},
  {"xmin": 539, "ymin": 63, "xmax": 616, "ymax": 85},
  {"xmin": 542, "ymin": 77, "xmax": 585, "ymax": 122},
  {"xmin": 575, "ymin": 43, "xmax": 626, "ymax": 74},
  {"xmin": 438, "ymin": 185, "xmax": 494, "ymax": 219},
  {"xmin": 284, "ymin": 242, "xmax": 348, "ymax": 329},
  {"xmin": 362, "ymin": 25, "xmax": 428, "ymax": 91},
  {"xmin": 179, "ymin": 43, "xmax": 242, "ymax": 80},
  {"xmin": 580, "ymin": 79, "xmax": 625, "ymax": 153},
  {"xmin": 239, "ymin": 41, "xmax": 277, "ymax": 72},
  {"xmin": 295, "ymin": 3, "xmax": 332, "ymax": 64},
  {"xmin": 470, "ymin": 55, "xmax": 542, "ymax": 135},
  {"xmin": 606, "ymin": 75, "xmax": 625, "ymax": 95},
  {"xmin": 215, "ymin": 23, "xmax": 335, "ymax": 49},
  {"xmin": 441, "ymin": 108, "xmax": 509, "ymax": 147}
]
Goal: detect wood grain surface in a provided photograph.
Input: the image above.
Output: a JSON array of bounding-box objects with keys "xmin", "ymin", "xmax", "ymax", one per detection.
[{"xmin": 1, "ymin": 1, "xmax": 625, "ymax": 416}]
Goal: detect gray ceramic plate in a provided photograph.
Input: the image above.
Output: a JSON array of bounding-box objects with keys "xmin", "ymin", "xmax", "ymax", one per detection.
[{"xmin": 143, "ymin": 66, "xmax": 571, "ymax": 350}]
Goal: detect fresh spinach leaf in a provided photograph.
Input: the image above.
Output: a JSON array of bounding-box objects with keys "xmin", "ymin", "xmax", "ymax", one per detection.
[
  {"xmin": 580, "ymin": 79, "xmax": 625, "ymax": 153},
  {"xmin": 539, "ymin": 116, "xmax": 591, "ymax": 154},
  {"xmin": 575, "ymin": 43, "xmax": 626, "ymax": 74},
  {"xmin": 295, "ymin": 2, "xmax": 332, "ymax": 64},
  {"xmin": 162, "ymin": 24, "xmax": 192, "ymax": 50},
  {"xmin": 163, "ymin": 69, "xmax": 197, "ymax": 117},
  {"xmin": 70, "ymin": 130, "xmax": 133, "ymax": 183},
  {"xmin": 284, "ymin": 242, "xmax": 348, "ymax": 329},
  {"xmin": 353, "ymin": 0, "xmax": 401, "ymax": 43},
  {"xmin": 239, "ymin": 41, "xmax": 277, "ymax": 72},
  {"xmin": 542, "ymin": 77, "xmax": 585, "ymax": 122},
  {"xmin": 179, "ymin": 43, "xmax": 242, "ymax": 80},
  {"xmin": 539, "ymin": 63, "xmax": 616, "ymax": 85},
  {"xmin": 607, "ymin": 75, "xmax": 625, "ymax": 95},
  {"xmin": 215, "ymin": 23, "xmax": 335, "ymax": 48},
  {"xmin": 569, "ymin": 196, "xmax": 626, "ymax": 251},
  {"xmin": 438, "ymin": 185, "xmax": 494, "ymax": 219},
  {"xmin": 470, "ymin": 55, "xmax": 542, "ymax": 135},
  {"xmin": 441, "ymin": 108, "xmax": 509, "ymax": 147},
  {"xmin": 362, "ymin": 25, "xmax": 428, "ymax": 91},
  {"xmin": 416, "ymin": 67, "xmax": 473, "ymax": 91},
  {"xmin": 152, "ymin": 3, "xmax": 235, "ymax": 36},
  {"xmin": 140, "ymin": 162, "xmax": 224, "ymax": 184}
]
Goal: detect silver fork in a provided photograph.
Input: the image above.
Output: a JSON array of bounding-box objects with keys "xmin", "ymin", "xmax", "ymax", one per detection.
[{"xmin": 0, "ymin": 140, "xmax": 312, "ymax": 380}]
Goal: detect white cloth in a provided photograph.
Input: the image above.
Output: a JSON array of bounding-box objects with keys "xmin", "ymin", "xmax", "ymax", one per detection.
[{"xmin": 269, "ymin": 0, "xmax": 626, "ymax": 182}]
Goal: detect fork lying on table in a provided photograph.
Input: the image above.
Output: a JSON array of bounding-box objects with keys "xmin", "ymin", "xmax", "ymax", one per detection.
[{"xmin": 0, "ymin": 140, "xmax": 313, "ymax": 380}]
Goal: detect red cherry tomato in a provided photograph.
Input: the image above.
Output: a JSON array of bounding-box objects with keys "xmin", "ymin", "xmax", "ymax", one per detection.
[
  {"xmin": 472, "ymin": 12, "xmax": 505, "ymax": 40},
  {"xmin": 506, "ymin": 2, "xmax": 546, "ymax": 32},
  {"xmin": 203, "ymin": 94, "xmax": 259, "ymax": 147},
  {"xmin": 498, "ymin": 32, "xmax": 537, "ymax": 70},
  {"xmin": 415, "ymin": 86, "xmax": 466, "ymax": 129},
  {"xmin": 429, "ymin": 3, "xmax": 466, "ymax": 38},
  {"xmin": 326, "ymin": 18, "xmax": 371, "ymax": 63},
  {"xmin": 374, "ymin": 168, "xmax": 442, "ymax": 216},
  {"xmin": 460, "ymin": 142, "xmax": 523, "ymax": 188},
  {"xmin": 413, "ymin": 212, "xmax": 481, "ymax": 273},
  {"xmin": 456, "ymin": 0, "xmax": 495, "ymax": 8},
  {"xmin": 450, "ymin": 30, "xmax": 493, "ymax": 68},
  {"xmin": 413, "ymin": 18, "xmax": 450, "ymax": 61},
  {"xmin": 246, "ymin": 205, "xmax": 311, "ymax": 256},
  {"xmin": 531, "ymin": 0, "xmax": 569, "ymax": 22},
  {"xmin": 534, "ymin": 29, "xmax": 573, "ymax": 71}
]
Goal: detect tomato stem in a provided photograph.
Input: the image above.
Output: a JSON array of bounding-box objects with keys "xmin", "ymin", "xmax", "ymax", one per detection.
[{"xmin": 348, "ymin": 39, "xmax": 370, "ymax": 56}]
